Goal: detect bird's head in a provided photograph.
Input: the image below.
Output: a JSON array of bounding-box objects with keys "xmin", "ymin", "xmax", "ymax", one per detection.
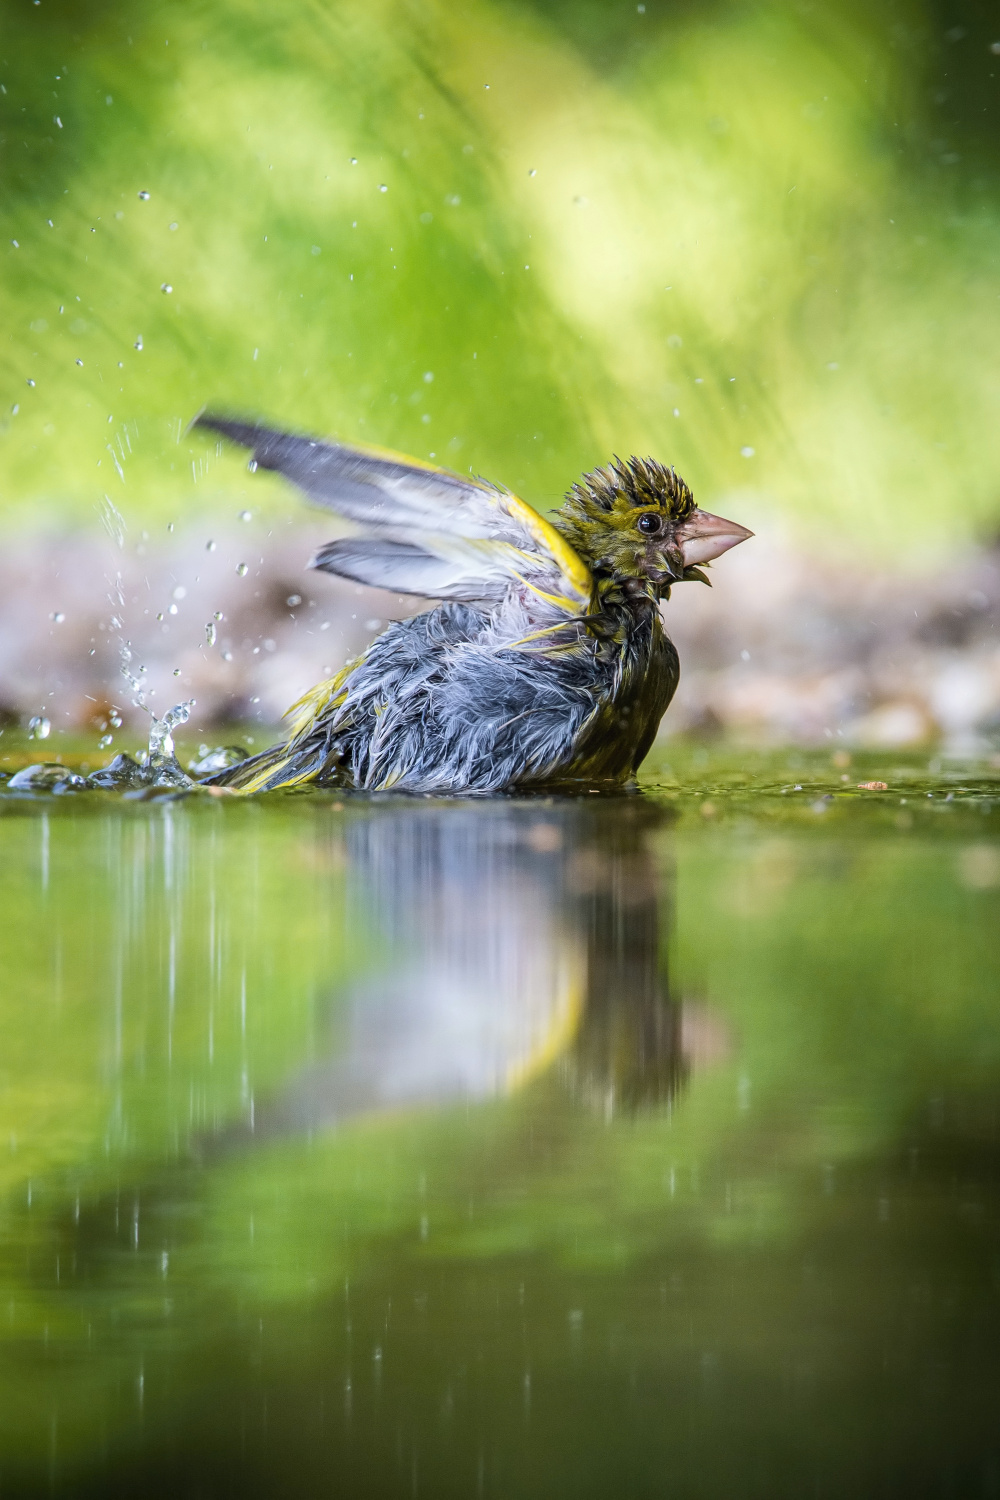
[{"xmin": 553, "ymin": 456, "xmax": 752, "ymax": 601}]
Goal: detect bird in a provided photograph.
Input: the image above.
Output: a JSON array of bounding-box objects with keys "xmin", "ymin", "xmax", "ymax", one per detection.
[{"xmin": 192, "ymin": 414, "xmax": 752, "ymax": 794}]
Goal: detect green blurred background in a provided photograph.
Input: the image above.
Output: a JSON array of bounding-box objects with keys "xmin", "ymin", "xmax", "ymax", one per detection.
[{"xmin": 2, "ymin": 0, "xmax": 999, "ymax": 553}]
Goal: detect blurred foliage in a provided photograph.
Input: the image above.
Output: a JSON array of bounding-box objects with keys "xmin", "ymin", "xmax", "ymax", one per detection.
[{"xmin": 0, "ymin": 0, "xmax": 999, "ymax": 553}]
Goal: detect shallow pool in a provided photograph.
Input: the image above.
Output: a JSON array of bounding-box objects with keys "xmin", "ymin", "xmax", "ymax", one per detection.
[{"xmin": 0, "ymin": 739, "xmax": 997, "ymax": 1496}]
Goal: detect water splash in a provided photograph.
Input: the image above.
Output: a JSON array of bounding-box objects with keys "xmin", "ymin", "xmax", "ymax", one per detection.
[
  {"xmin": 118, "ymin": 639, "xmax": 196, "ymax": 787},
  {"xmin": 119, "ymin": 638, "xmax": 143, "ymax": 706},
  {"xmin": 99, "ymin": 495, "xmax": 127, "ymax": 549},
  {"xmin": 146, "ymin": 699, "xmax": 195, "ymax": 763},
  {"xmin": 139, "ymin": 697, "xmax": 196, "ymax": 788},
  {"xmin": 188, "ymin": 744, "xmax": 248, "ymax": 776}
]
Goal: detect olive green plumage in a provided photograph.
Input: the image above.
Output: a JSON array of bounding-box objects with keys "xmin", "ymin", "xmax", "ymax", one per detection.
[
  {"xmin": 554, "ymin": 456, "xmax": 705, "ymax": 607},
  {"xmin": 192, "ymin": 417, "xmax": 751, "ymax": 795}
]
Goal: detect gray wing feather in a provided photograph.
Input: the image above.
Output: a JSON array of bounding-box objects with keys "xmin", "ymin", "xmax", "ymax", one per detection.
[
  {"xmin": 312, "ymin": 538, "xmax": 487, "ymax": 601},
  {"xmin": 194, "ymin": 414, "xmax": 495, "ymax": 535},
  {"xmin": 193, "ymin": 413, "xmax": 593, "ymax": 613}
]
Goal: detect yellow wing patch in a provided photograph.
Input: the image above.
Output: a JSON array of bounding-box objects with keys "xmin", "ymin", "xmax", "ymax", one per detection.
[
  {"xmin": 502, "ymin": 491, "xmax": 593, "ymax": 611},
  {"xmin": 319, "ymin": 436, "xmax": 593, "ymax": 615}
]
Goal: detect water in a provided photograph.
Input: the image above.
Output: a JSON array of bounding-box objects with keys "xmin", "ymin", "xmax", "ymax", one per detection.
[{"xmin": 0, "ymin": 741, "xmax": 997, "ymax": 1496}]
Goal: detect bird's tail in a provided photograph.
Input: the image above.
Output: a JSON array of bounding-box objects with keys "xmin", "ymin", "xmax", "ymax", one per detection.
[
  {"xmin": 203, "ymin": 736, "xmax": 334, "ymax": 793},
  {"xmin": 202, "ymin": 665, "xmax": 359, "ymax": 794}
]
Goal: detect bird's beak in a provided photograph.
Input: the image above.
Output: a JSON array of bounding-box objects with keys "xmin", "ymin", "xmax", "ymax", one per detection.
[{"xmin": 676, "ymin": 508, "xmax": 754, "ymax": 566}]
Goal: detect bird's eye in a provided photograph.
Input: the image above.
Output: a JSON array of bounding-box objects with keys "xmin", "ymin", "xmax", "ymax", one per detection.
[{"xmin": 637, "ymin": 512, "xmax": 662, "ymax": 535}]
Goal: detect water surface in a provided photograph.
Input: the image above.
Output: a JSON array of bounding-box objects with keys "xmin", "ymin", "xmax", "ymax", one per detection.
[{"xmin": 0, "ymin": 743, "xmax": 998, "ymax": 1497}]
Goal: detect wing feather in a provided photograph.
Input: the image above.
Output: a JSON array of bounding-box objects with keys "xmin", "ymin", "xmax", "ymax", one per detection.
[
  {"xmin": 194, "ymin": 413, "xmax": 592, "ymax": 614},
  {"xmin": 313, "ymin": 538, "xmax": 485, "ymax": 601}
]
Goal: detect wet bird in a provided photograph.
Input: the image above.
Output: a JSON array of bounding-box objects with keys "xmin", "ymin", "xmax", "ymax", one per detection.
[{"xmin": 193, "ymin": 415, "xmax": 752, "ymax": 794}]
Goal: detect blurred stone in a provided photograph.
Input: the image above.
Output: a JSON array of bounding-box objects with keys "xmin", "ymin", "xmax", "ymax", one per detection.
[{"xmin": 847, "ymin": 701, "xmax": 934, "ymax": 748}]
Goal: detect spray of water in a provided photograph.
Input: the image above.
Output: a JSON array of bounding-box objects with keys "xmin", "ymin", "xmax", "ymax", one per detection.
[
  {"xmin": 117, "ymin": 639, "xmax": 195, "ymax": 785},
  {"xmin": 100, "ymin": 498, "xmax": 197, "ymax": 787}
]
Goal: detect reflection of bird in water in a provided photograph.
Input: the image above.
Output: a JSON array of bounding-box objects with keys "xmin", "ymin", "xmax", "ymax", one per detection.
[
  {"xmin": 561, "ymin": 800, "xmax": 689, "ymax": 1114},
  {"xmin": 257, "ymin": 799, "xmax": 727, "ymax": 1140},
  {"xmin": 194, "ymin": 416, "xmax": 750, "ymax": 794}
]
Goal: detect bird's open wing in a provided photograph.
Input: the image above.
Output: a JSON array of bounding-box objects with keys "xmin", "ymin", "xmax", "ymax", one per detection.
[{"xmin": 194, "ymin": 414, "xmax": 593, "ymax": 615}]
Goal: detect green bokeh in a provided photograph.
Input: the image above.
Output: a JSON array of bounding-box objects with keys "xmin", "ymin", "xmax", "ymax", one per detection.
[{"xmin": 2, "ymin": 0, "xmax": 999, "ymax": 550}]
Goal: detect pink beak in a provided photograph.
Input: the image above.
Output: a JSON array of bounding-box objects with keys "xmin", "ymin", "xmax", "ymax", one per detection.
[{"xmin": 676, "ymin": 508, "xmax": 753, "ymax": 566}]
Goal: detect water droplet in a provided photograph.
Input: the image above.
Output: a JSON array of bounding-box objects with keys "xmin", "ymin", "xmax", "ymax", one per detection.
[
  {"xmin": 98, "ymin": 734, "xmax": 113, "ymax": 748},
  {"xmin": 236, "ymin": 562, "xmax": 248, "ymax": 577},
  {"xmin": 28, "ymin": 716, "xmax": 51, "ymax": 740},
  {"xmin": 109, "ymin": 711, "xmax": 123, "ymax": 728},
  {"xmin": 206, "ymin": 539, "xmax": 216, "ymax": 551},
  {"xmin": 349, "ymin": 157, "xmax": 357, "ymax": 165},
  {"xmin": 378, "ymin": 183, "xmax": 388, "ymax": 193},
  {"xmin": 50, "ymin": 611, "xmax": 65, "ymax": 623},
  {"xmin": 138, "ymin": 190, "xmax": 151, "ymax": 200},
  {"xmin": 213, "ymin": 610, "xmax": 223, "ymax": 621},
  {"xmin": 740, "ymin": 446, "xmax": 755, "ymax": 458},
  {"xmin": 222, "ymin": 650, "xmax": 233, "ymax": 661},
  {"xmin": 168, "ymin": 603, "xmax": 178, "ymax": 615},
  {"xmin": 156, "ymin": 611, "xmax": 164, "ymax": 621},
  {"xmin": 205, "ymin": 621, "xmax": 217, "ymax": 645},
  {"xmin": 189, "ymin": 744, "xmax": 247, "ymax": 775},
  {"xmin": 239, "ymin": 509, "xmax": 252, "ymax": 522},
  {"xmin": 286, "ymin": 594, "xmax": 301, "ymax": 607},
  {"xmin": 247, "ymin": 459, "xmax": 257, "ymax": 473},
  {"xmin": 172, "ymin": 668, "xmax": 181, "ymax": 677},
  {"xmin": 75, "ymin": 359, "xmax": 83, "ymax": 367},
  {"xmin": 528, "ymin": 168, "xmax": 537, "ymax": 177},
  {"xmin": 26, "ymin": 379, "xmax": 35, "ymax": 388},
  {"xmin": 11, "ymin": 404, "xmax": 19, "ymax": 415},
  {"xmin": 134, "ymin": 336, "xmax": 143, "ymax": 351},
  {"xmin": 161, "ymin": 282, "xmax": 173, "ymax": 294},
  {"xmin": 172, "ymin": 584, "xmax": 186, "ymax": 600}
]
